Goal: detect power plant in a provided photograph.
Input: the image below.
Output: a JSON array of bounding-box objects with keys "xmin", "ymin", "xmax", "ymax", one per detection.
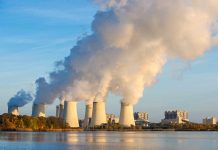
[
  {"xmin": 119, "ymin": 102, "xmax": 135, "ymax": 127},
  {"xmin": 63, "ymin": 101, "xmax": 79, "ymax": 128},
  {"xmin": 90, "ymin": 101, "xmax": 107, "ymax": 127},
  {"xmin": 32, "ymin": 103, "xmax": 46, "ymax": 117},
  {"xmin": 56, "ymin": 105, "xmax": 60, "ymax": 117},
  {"xmin": 8, "ymin": 106, "xmax": 19, "ymax": 116},
  {"xmin": 59, "ymin": 103, "xmax": 64, "ymax": 118},
  {"xmin": 83, "ymin": 103, "xmax": 93, "ymax": 128}
]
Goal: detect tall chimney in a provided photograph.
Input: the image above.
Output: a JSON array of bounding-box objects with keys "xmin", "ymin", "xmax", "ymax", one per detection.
[
  {"xmin": 83, "ymin": 103, "xmax": 93, "ymax": 128},
  {"xmin": 56, "ymin": 105, "xmax": 60, "ymax": 117},
  {"xmin": 63, "ymin": 101, "xmax": 79, "ymax": 128},
  {"xmin": 59, "ymin": 103, "xmax": 64, "ymax": 118},
  {"xmin": 119, "ymin": 102, "xmax": 135, "ymax": 127},
  {"xmin": 32, "ymin": 103, "xmax": 45, "ymax": 117},
  {"xmin": 90, "ymin": 101, "xmax": 107, "ymax": 127},
  {"xmin": 8, "ymin": 106, "xmax": 19, "ymax": 116}
]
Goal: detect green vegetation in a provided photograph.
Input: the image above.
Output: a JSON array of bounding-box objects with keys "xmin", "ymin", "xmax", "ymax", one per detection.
[
  {"xmin": 0, "ymin": 113, "xmax": 70, "ymax": 131},
  {"xmin": 149, "ymin": 122, "xmax": 218, "ymax": 131}
]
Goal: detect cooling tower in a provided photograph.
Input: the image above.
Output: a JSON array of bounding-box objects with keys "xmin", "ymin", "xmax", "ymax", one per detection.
[
  {"xmin": 8, "ymin": 106, "xmax": 19, "ymax": 116},
  {"xmin": 63, "ymin": 101, "xmax": 79, "ymax": 128},
  {"xmin": 59, "ymin": 103, "xmax": 64, "ymax": 118},
  {"xmin": 56, "ymin": 105, "xmax": 60, "ymax": 117},
  {"xmin": 90, "ymin": 101, "xmax": 107, "ymax": 127},
  {"xmin": 119, "ymin": 102, "xmax": 135, "ymax": 127},
  {"xmin": 32, "ymin": 103, "xmax": 45, "ymax": 117},
  {"xmin": 83, "ymin": 103, "xmax": 93, "ymax": 128}
]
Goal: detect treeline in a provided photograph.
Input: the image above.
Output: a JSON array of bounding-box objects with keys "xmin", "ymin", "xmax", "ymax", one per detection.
[
  {"xmin": 173, "ymin": 123, "xmax": 218, "ymax": 131},
  {"xmin": 0, "ymin": 113, "xmax": 70, "ymax": 131},
  {"xmin": 149, "ymin": 123, "xmax": 218, "ymax": 131}
]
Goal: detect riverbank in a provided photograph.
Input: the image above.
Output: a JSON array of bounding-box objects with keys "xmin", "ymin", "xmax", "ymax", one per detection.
[
  {"xmin": 0, "ymin": 128, "xmax": 84, "ymax": 132},
  {"xmin": 1, "ymin": 128, "xmax": 218, "ymax": 132}
]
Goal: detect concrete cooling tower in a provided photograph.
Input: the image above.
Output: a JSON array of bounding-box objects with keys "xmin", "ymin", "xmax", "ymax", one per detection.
[
  {"xmin": 32, "ymin": 103, "xmax": 45, "ymax": 117},
  {"xmin": 90, "ymin": 102, "xmax": 107, "ymax": 127},
  {"xmin": 83, "ymin": 103, "xmax": 93, "ymax": 128},
  {"xmin": 63, "ymin": 101, "xmax": 79, "ymax": 128},
  {"xmin": 59, "ymin": 103, "xmax": 64, "ymax": 118},
  {"xmin": 119, "ymin": 102, "xmax": 135, "ymax": 127},
  {"xmin": 56, "ymin": 105, "xmax": 60, "ymax": 117},
  {"xmin": 8, "ymin": 106, "xmax": 19, "ymax": 116}
]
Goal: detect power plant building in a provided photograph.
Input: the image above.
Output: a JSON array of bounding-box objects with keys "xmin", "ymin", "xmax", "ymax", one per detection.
[
  {"xmin": 203, "ymin": 117, "xmax": 217, "ymax": 125},
  {"xmin": 119, "ymin": 102, "xmax": 135, "ymax": 127},
  {"xmin": 134, "ymin": 112, "xmax": 149, "ymax": 121},
  {"xmin": 59, "ymin": 103, "xmax": 64, "ymax": 118},
  {"xmin": 32, "ymin": 103, "xmax": 46, "ymax": 117},
  {"xmin": 83, "ymin": 103, "xmax": 93, "ymax": 128},
  {"xmin": 8, "ymin": 106, "xmax": 19, "ymax": 116},
  {"xmin": 161, "ymin": 110, "xmax": 188, "ymax": 124},
  {"xmin": 63, "ymin": 101, "xmax": 79, "ymax": 128},
  {"xmin": 56, "ymin": 105, "xmax": 60, "ymax": 117},
  {"xmin": 90, "ymin": 101, "xmax": 107, "ymax": 127},
  {"xmin": 134, "ymin": 112, "xmax": 149, "ymax": 127},
  {"xmin": 106, "ymin": 113, "xmax": 119, "ymax": 123}
]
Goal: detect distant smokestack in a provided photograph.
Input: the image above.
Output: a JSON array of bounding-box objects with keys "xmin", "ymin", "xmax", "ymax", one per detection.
[
  {"xmin": 8, "ymin": 106, "xmax": 19, "ymax": 116},
  {"xmin": 83, "ymin": 103, "xmax": 93, "ymax": 128},
  {"xmin": 90, "ymin": 101, "xmax": 107, "ymax": 127},
  {"xmin": 63, "ymin": 101, "xmax": 79, "ymax": 128},
  {"xmin": 59, "ymin": 103, "xmax": 64, "ymax": 118},
  {"xmin": 32, "ymin": 103, "xmax": 45, "ymax": 117},
  {"xmin": 56, "ymin": 105, "xmax": 60, "ymax": 117},
  {"xmin": 119, "ymin": 102, "xmax": 135, "ymax": 127}
]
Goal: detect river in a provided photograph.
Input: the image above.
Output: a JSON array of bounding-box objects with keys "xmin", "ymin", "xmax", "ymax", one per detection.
[{"xmin": 0, "ymin": 131, "xmax": 218, "ymax": 150}]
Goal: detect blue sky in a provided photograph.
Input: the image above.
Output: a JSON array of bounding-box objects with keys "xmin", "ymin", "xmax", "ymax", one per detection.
[{"xmin": 0, "ymin": 0, "xmax": 218, "ymax": 123}]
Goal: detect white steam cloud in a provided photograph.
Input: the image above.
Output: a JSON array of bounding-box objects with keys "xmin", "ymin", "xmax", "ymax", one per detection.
[
  {"xmin": 8, "ymin": 90, "xmax": 33, "ymax": 107},
  {"xmin": 33, "ymin": 0, "xmax": 218, "ymax": 105}
]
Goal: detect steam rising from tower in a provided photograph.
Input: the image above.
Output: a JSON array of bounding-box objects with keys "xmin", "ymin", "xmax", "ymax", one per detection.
[
  {"xmin": 7, "ymin": 90, "xmax": 33, "ymax": 111},
  {"xmin": 29, "ymin": 0, "xmax": 218, "ymax": 108}
]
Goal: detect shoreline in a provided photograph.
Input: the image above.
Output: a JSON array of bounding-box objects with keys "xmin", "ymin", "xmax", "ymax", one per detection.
[{"xmin": 1, "ymin": 128, "xmax": 218, "ymax": 132}]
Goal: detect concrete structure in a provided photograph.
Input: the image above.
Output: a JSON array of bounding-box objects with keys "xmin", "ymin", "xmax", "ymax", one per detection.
[
  {"xmin": 59, "ymin": 103, "xmax": 64, "ymax": 118},
  {"xmin": 106, "ymin": 114, "xmax": 116, "ymax": 121},
  {"xmin": 32, "ymin": 103, "xmax": 45, "ymax": 117},
  {"xmin": 63, "ymin": 101, "xmax": 79, "ymax": 128},
  {"xmin": 134, "ymin": 112, "xmax": 149, "ymax": 121},
  {"xmin": 56, "ymin": 105, "xmax": 60, "ymax": 117},
  {"xmin": 161, "ymin": 110, "xmax": 188, "ymax": 124},
  {"xmin": 119, "ymin": 102, "xmax": 135, "ymax": 127},
  {"xmin": 83, "ymin": 104, "xmax": 93, "ymax": 128},
  {"xmin": 203, "ymin": 117, "xmax": 217, "ymax": 125},
  {"xmin": 90, "ymin": 102, "xmax": 107, "ymax": 127},
  {"xmin": 134, "ymin": 112, "xmax": 149, "ymax": 127},
  {"xmin": 107, "ymin": 113, "xmax": 119, "ymax": 124},
  {"xmin": 8, "ymin": 106, "xmax": 19, "ymax": 116}
]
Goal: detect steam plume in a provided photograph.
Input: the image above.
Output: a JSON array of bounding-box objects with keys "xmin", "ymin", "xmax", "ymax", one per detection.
[
  {"xmin": 8, "ymin": 90, "xmax": 33, "ymax": 107},
  {"xmin": 34, "ymin": 0, "xmax": 218, "ymax": 105}
]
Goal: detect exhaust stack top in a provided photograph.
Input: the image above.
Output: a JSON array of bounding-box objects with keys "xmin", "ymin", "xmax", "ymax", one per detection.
[
  {"xmin": 90, "ymin": 101, "xmax": 107, "ymax": 127},
  {"xmin": 63, "ymin": 101, "xmax": 79, "ymax": 128},
  {"xmin": 119, "ymin": 102, "xmax": 135, "ymax": 127}
]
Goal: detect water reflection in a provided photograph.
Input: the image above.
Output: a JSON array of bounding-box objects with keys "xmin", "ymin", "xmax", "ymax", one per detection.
[
  {"xmin": 64, "ymin": 133, "xmax": 79, "ymax": 143},
  {"xmin": 0, "ymin": 131, "xmax": 218, "ymax": 150}
]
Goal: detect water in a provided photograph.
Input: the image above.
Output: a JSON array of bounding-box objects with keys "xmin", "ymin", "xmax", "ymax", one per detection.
[{"xmin": 0, "ymin": 131, "xmax": 218, "ymax": 150}]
